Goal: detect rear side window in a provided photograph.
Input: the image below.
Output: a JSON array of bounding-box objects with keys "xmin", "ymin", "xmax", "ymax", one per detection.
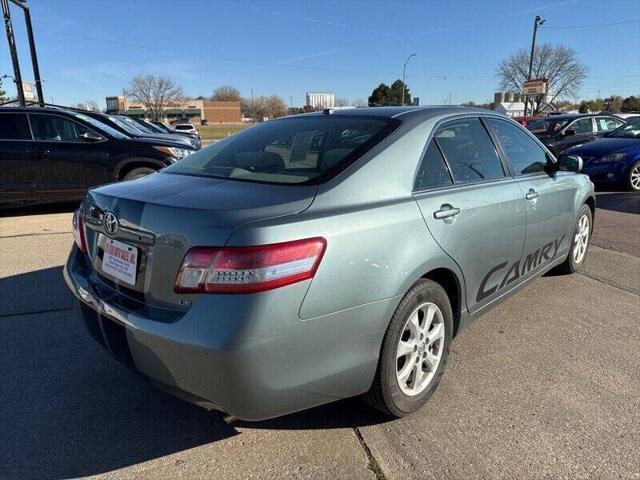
[
  {"xmin": 486, "ymin": 118, "xmax": 547, "ymax": 175},
  {"xmin": 595, "ymin": 117, "xmax": 620, "ymax": 132},
  {"xmin": 415, "ymin": 141, "xmax": 452, "ymax": 190},
  {"xmin": 434, "ymin": 118, "xmax": 505, "ymax": 184},
  {"xmin": 0, "ymin": 113, "xmax": 31, "ymax": 140},
  {"xmin": 29, "ymin": 114, "xmax": 91, "ymax": 142},
  {"xmin": 164, "ymin": 116, "xmax": 398, "ymax": 185}
]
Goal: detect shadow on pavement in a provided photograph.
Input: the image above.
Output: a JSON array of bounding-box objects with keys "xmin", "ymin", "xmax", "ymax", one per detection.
[
  {"xmin": 0, "ymin": 267, "xmax": 72, "ymax": 317},
  {"xmin": 0, "ymin": 202, "xmax": 78, "ymax": 218},
  {"xmin": 0, "ymin": 267, "xmax": 388, "ymax": 480},
  {"xmin": 595, "ymin": 191, "xmax": 640, "ymax": 215}
]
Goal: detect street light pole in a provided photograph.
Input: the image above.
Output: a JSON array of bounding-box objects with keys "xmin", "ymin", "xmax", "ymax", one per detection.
[
  {"xmin": 401, "ymin": 53, "xmax": 416, "ymax": 107},
  {"xmin": 524, "ymin": 15, "xmax": 545, "ymax": 116}
]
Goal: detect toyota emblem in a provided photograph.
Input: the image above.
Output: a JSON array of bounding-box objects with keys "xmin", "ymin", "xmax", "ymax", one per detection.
[{"xmin": 103, "ymin": 211, "xmax": 119, "ymax": 236}]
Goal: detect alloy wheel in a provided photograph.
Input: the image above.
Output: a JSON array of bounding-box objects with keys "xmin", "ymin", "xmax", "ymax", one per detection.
[
  {"xmin": 631, "ymin": 164, "xmax": 640, "ymax": 191},
  {"xmin": 573, "ymin": 214, "xmax": 590, "ymax": 264},
  {"xmin": 395, "ymin": 302, "xmax": 445, "ymax": 396}
]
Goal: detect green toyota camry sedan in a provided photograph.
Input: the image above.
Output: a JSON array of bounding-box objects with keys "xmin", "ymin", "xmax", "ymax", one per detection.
[{"xmin": 64, "ymin": 106, "xmax": 595, "ymax": 421}]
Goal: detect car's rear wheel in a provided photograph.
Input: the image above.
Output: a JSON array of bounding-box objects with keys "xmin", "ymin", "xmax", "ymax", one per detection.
[
  {"xmin": 123, "ymin": 167, "xmax": 156, "ymax": 181},
  {"xmin": 628, "ymin": 161, "xmax": 640, "ymax": 191},
  {"xmin": 363, "ymin": 279, "xmax": 452, "ymax": 417},
  {"xmin": 557, "ymin": 205, "xmax": 592, "ymax": 274}
]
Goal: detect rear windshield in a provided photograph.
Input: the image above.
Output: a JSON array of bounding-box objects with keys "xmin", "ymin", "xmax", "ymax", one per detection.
[
  {"xmin": 175, "ymin": 125, "xmax": 194, "ymax": 130},
  {"xmin": 163, "ymin": 116, "xmax": 398, "ymax": 184}
]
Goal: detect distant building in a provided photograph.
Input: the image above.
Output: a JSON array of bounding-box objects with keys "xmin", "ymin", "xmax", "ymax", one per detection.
[
  {"xmin": 104, "ymin": 96, "xmax": 242, "ymax": 123},
  {"xmin": 495, "ymin": 102, "xmax": 526, "ymax": 117},
  {"xmin": 306, "ymin": 92, "xmax": 335, "ymax": 109}
]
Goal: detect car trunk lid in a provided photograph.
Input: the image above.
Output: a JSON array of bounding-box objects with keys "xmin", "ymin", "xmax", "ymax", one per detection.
[{"xmin": 82, "ymin": 172, "xmax": 316, "ymax": 310}]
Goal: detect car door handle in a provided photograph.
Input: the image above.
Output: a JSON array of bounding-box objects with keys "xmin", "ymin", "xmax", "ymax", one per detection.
[
  {"xmin": 525, "ymin": 189, "xmax": 539, "ymax": 200},
  {"xmin": 434, "ymin": 204, "xmax": 461, "ymax": 220}
]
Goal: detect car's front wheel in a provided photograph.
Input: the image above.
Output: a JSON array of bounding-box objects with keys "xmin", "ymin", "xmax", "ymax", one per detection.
[
  {"xmin": 123, "ymin": 167, "xmax": 156, "ymax": 181},
  {"xmin": 557, "ymin": 205, "xmax": 592, "ymax": 274},
  {"xmin": 628, "ymin": 161, "xmax": 640, "ymax": 191},
  {"xmin": 363, "ymin": 279, "xmax": 453, "ymax": 417}
]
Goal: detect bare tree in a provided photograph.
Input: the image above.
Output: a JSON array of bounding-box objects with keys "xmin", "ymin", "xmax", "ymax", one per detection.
[
  {"xmin": 334, "ymin": 97, "xmax": 350, "ymax": 107},
  {"xmin": 351, "ymin": 98, "xmax": 367, "ymax": 108},
  {"xmin": 124, "ymin": 75, "xmax": 183, "ymax": 120},
  {"xmin": 71, "ymin": 100, "xmax": 100, "ymax": 111},
  {"xmin": 251, "ymin": 95, "xmax": 287, "ymax": 120},
  {"xmin": 497, "ymin": 44, "xmax": 588, "ymax": 114},
  {"xmin": 210, "ymin": 85, "xmax": 242, "ymax": 102}
]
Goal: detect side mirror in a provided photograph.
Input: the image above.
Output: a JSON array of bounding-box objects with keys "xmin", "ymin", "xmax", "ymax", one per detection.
[
  {"xmin": 558, "ymin": 154, "xmax": 583, "ymax": 173},
  {"xmin": 80, "ymin": 131, "xmax": 104, "ymax": 142},
  {"xmin": 564, "ymin": 129, "xmax": 576, "ymax": 137}
]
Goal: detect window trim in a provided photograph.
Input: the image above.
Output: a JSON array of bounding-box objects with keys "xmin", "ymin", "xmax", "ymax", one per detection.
[{"xmin": 483, "ymin": 116, "xmax": 552, "ymax": 179}]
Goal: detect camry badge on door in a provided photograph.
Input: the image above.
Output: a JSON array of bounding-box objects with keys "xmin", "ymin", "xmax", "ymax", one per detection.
[{"xmin": 103, "ymin": 211, "xmax": 119, "ymax": 236}]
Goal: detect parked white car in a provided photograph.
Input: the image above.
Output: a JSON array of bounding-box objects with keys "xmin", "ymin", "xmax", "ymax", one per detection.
[{"xmin": 174, "ymin": 123, "xmax": 199, "ymax": 136}]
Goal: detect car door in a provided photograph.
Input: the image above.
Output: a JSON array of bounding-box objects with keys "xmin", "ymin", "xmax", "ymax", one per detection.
[
  {"xmin": 28, "ymin": 113, "xmax": 110, "ymax": 195},
  {"xmin": 555, "ymin": 117, "xmax": 595, "ymax": 153},
  {"xmin": 0, "ymin": 112, "xmax": 33, "ymax": 206},
  {"xmin": 413, "ymin": 117, "xmax": 527, "ymax": 314},
  {"xmin": 485, "ymin": 118, "xmax": 575, "ymax": 281}
]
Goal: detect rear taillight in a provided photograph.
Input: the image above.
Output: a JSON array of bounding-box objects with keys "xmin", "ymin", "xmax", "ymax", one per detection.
[
  {"xmin": 72, "ymin": 209, "xmax": 88, "ymax": 254},
  {"xmin": 175, "ymin": 237, "xmax": 327, "ymax": 294}
]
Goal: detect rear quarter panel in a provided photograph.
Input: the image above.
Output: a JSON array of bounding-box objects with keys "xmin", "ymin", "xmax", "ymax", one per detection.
[{"xmin": 227, "ymin": 117, "xmax": 466, "ymax": 322}]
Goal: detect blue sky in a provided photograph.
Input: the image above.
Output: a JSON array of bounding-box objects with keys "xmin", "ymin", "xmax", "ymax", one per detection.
[{"xmin": 2, "ymin": 0, "xmax": 639, "ymax": 108}]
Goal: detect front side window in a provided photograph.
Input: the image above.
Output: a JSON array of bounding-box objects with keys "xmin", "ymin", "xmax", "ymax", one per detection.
[
  {"xmin": 568, "ymin": 118, "xmax": 593, "ymax": 135},
  {"xmin": 415, "ymin": 140, "xmax": 452, "ymax": 190},
  {"xmin": 434, "ymin": 118, "xmax": 505, "ymax": 184},
  {"xmin": 0, "ymin": 113, "xmax": 31, "ymax": 140},
  {"xmin": 486, "ymin": 118, "xmax": 547, "ymax": 175},
  {"xmin": 164, "ymin": 116, "xmax": 397, "ymax": 184},
  {"xmin": 29, "ymin": 114, "xmax": 91, "ymax": 142}
]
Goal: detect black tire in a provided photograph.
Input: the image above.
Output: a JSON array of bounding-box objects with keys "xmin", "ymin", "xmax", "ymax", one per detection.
[
  {"xmin": 627, "ymin": 160, "xmax": 640, "ymax": 192},
  {"xmin": 123, "ymin": 167, "xmax": 156, "ymax": 181},
  {"xmin": 363, "ymin": 279, "xmax": 453, "ymax": 417},
  {"xmin": 557, "ymin": 205, "xmax": 592, "ymax": 274}
]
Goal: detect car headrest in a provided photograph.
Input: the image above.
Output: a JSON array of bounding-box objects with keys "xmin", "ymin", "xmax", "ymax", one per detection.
[{"xmin": 235, "ymin": 151, "xmax": 284, "ymax": 171}]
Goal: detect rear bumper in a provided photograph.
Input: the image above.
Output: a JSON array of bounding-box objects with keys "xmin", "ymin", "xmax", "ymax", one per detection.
[{"xmin": 64, "ymin": 246, "xmax": 396, "ymax": 420}]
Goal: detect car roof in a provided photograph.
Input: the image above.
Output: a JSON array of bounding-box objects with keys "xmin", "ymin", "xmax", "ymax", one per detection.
[{"xmin": 281, "ymin": 105, "xmax": 491, "ymax": 121}]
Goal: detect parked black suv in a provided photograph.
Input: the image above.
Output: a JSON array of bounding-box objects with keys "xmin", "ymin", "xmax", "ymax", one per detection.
[
  {"xmin": 0, "ymin": 107, "xmax": 196, "ymax": 208},
  {"xmin": 527, "ymin": 113, "xmax": 626, "ymax": 155},
  {"xmin": 72, "ymin": 110, "xmax": 199, "ymax": 150}
]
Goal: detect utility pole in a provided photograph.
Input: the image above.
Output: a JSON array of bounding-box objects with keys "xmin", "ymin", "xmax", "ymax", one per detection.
[
  {"xmin": 20, "ymin": 0, "xmax": 45, "ymax": 106},
  {"xmin": 1, "ymin": 0, "xmax": 25, "ymax": 105},
  {"xmin": 401, "ymin": 53, "xmax": 416, "ymax": 107},
  {"xmin": 524, "ymin": 15, "xmax": 545, "ymax": 116}
]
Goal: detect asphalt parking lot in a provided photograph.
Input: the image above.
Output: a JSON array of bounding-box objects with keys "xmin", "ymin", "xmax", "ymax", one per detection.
[{"xmin": 1, "ymin": 191, "xmax": 638, "ymax": 480}]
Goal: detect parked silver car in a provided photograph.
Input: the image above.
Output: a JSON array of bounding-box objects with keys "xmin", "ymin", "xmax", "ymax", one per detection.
[{"xmin": 64, "ymin": 107, "xmax": 595, "ymax": 420}]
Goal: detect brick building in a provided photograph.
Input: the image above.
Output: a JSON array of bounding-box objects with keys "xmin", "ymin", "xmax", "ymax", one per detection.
[{"xmin": 105, "ymin": 96, "xmax": 242, "ymax": 124}]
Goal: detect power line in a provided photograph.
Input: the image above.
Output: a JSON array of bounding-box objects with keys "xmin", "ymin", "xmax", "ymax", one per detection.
[{"xmin": 543, "ymin": 19, "xmax": 640, "ymax": 29}]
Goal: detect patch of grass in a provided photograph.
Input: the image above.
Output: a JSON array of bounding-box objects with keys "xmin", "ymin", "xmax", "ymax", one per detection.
[
  {"xmin": 368, "ymin": 457, "xmax": 387, "ymax": 480},
  {"xmin": 198, "ymin": 124, "xmax": 250, "ymax": 142}
]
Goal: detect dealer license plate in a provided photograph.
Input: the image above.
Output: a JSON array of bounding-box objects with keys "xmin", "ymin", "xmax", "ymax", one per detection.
[{"xmin": 102, "ymin": 238, "xmax": 138, "ymax": 286}]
